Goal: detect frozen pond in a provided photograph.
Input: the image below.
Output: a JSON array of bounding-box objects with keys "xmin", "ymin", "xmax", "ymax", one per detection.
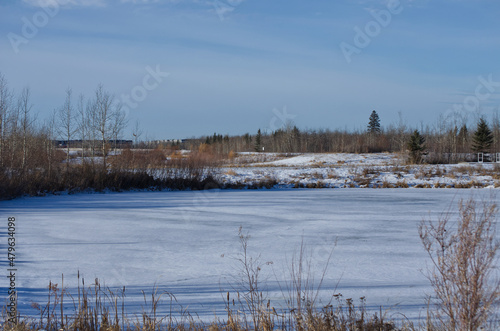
[{"xmin": 1, "ymin": 188, "xmax": 498, "ymax": 324}]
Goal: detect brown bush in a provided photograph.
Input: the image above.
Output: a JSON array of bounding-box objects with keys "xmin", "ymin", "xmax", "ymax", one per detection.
[{"xmin": 419, "ymin": 197, "xmax": 500, "ymax": 330}]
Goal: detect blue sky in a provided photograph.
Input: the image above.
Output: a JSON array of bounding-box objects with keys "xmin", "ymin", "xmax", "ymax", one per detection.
[{"xmin": 1, "ymin": 0, "xmax": 500, "ymax": 139}]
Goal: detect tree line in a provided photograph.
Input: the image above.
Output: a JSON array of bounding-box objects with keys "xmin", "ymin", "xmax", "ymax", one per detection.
[
  {"xmin": 2, "ymin": 72, "xmax": 500, "ymax": 198},
  {"xmin": 195, "ymin": 110, "xmax": 500, "ymax": 164}
]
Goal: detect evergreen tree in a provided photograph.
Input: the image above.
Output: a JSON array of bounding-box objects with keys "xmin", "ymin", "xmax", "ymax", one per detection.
[
  {"xmin": 472, "ymin": 118, "xmax": 493, "ymax": 153},
  {"xmin": 255, "ymin": 129, "xmax": 262, "ymax": 152},
  {"xmin": 367, "ymin": 110, "xmax": 381, "ymax": 134},
  {"xmin": 407, "ymin": 129, "xmax": 425, "ymax": 163}
]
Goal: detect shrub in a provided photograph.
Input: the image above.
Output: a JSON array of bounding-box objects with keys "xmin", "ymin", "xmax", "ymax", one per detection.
[
  {"xmin": 395, "ymin": 180, "xmax": 409, "ymax": 188},
  {"xmin": 419, "ymin": 197, "xmax": 500, "ymax": 330}
]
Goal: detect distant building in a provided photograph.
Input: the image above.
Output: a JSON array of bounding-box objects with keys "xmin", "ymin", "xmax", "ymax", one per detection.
[
  {"xmin": 54, "ymin": 140, "xmax": 133, "ymax": 149},
  {"xmin": 149, "ymin": 139, "xmax": 186, "ymax": 145}
]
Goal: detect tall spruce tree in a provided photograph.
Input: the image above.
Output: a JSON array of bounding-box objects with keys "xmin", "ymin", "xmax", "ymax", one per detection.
[
  {"xmin": 472, "ymin": 118, "xmax": 493, "ymax": 153},
  {"xmin": 408, "ymin": 129, "xmax": 425, "ymax": 163},
  {"xmin": 254, "ymin": 129, "xmax": 262, "ymax": 152},
  {"xmin": 367, "ymin": 110, "xmax": 381, "ymax": 134}
]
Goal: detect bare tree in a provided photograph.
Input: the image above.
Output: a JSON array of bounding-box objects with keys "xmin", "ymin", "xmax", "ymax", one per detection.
[
  {"xmin": 492, "ymin": 109, "xmax": 500, "ymax": 153},
  {"xmin": 18, "ymin": 87, "xmax": 35, "ymax": 172},
  {"xmin": 6, "ymin": 92, "xmax": 20, "ymax": 170},
  {"xmin": 419, "ymin": 196, "xmax": 500, "ymax": 330},
  {"xmin": 110, "ymin": 105, "xmax": 127, "ymax": 152},
  {"xmin": 42, "ymin": 110, "xmax": 58, "ymax": 178},
  {"xmin": 58, "ymin": 88, "xmax": 76, "ymax": 171},
  {"xmin": 76, "ymin": 93, "xmax": 87, "ymax": 156},
  {"xmin": 130, "ymin": 119, "xmax": 143, "ymax": 167},
  {"xmin": 85, "ymin": 91, "xmax": 100, "ymax": 166},
  {"xmin": 93, "ymin": 84, "xmax": 116, "ymax": 170},
  {"xmin": 395, "ymin": 111, "xmax": 407, "ymax": 153},
  {"xmin": 0, "ymin": 73, "xmax": 12, "ymax": 168},
  {"xmin": 132, "ymin": 119, "xmax": 143, "ymax": 147}
]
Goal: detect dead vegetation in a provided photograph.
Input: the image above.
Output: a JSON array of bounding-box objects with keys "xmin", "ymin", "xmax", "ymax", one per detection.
[{"xmin": 419, "ymin": 196, "xmax": 500, "ymax": 330}]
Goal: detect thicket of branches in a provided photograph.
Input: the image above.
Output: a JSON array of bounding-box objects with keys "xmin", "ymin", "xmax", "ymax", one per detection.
[
  {"xmin": 419, "ymin": 197, "xmax": 500, "ymax": 330},
  {"xmin": 0, "ymin": 74, "xmax": 219, "ymax": 200}
]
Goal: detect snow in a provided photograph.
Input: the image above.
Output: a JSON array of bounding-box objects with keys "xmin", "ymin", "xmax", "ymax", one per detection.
[
  {"xmin": 223, "ymin": 153, "xmax": 500, "ymax": 188},
  {"xmin": 2, "ymin": 188, "xmax": 497, "ymax": 325},
  {"xmin": 251, "ymin": 153, "xmax": 396, "ymax": 167}
]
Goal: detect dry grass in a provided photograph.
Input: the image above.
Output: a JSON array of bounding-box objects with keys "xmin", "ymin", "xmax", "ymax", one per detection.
[
  {"xmin": 326, "ymin": 171, "xmax": 338, "ymax": 180},
  {"xmin": 355, "ymin": 177, "xmax": 372, "ymax": 188},
  {"xmin": 232, "ymin": 153, "xmax": 289, "ymax": 166},
  {"xmin": 310, "ymin": 161, "xmax": 328, "ymax": 168},
  {"xmin": 362, "ymin": 167, "xmax": 380, "ymax": 177},
  {"xmin": 454, "ymin": 181, "xmax": 486, "ymax": 189},
  {"xmin": 395, "ymin": 180, "xmax": 409, "ymax": 188},
  {"xmin": 419, "ymin": 196, "xmax": 500, "ymax": 330},
  {"xmin": 414, "ymin": 183, "xmax": 432, "ymax": 188},
  {"xmin": 311, "ymin": 171, "xmax": 325, "ymax": 179},
  {"xmin": 246, "ymin": 176, "xmax": 278, "ymax": 189},
  {"xmin": 305, "ymin": 181, "xmax": 326, "ymax": 189}
]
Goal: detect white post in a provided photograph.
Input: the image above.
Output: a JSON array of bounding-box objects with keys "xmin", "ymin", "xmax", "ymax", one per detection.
[{"xmin": 478, "ymin": 152, "xmax": 484, "ymax": 163}]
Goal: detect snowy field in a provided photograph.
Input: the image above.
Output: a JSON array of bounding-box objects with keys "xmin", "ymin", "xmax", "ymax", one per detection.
[
  {"xmin": 222, "ymin": 153, "xmax": 500, "ymax": 188},
  {"xmin": 2, "ymin": 188, "xmax": 498, "ymax": 325}
]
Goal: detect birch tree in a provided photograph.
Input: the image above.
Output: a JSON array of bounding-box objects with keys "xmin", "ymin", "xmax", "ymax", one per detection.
[
  {"xmin": 110, "ymin": 104, "xmax": 127, "ymax": 151},
  {"xmin": 18, "ymin": 87, "xmax": 35, "ymax": 172},
  {"xmin": 76, "ymin": 93, "xmax": 87, "ymax": 155},
  {"xmin": 90, "ymin": 84, "xmax": 123, "ymax": 170},
  {"xmin": 0, "ymin": 73, "xmax": 12, "ymax": 168},
  {"xmin": 58, "ymin": 88, "xmax": 76, "ymax": 171}
]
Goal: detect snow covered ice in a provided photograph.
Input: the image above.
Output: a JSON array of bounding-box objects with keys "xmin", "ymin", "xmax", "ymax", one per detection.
[{"xmin": 1, "ymin": 188, "xmax": 499, "ymax": 324}]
